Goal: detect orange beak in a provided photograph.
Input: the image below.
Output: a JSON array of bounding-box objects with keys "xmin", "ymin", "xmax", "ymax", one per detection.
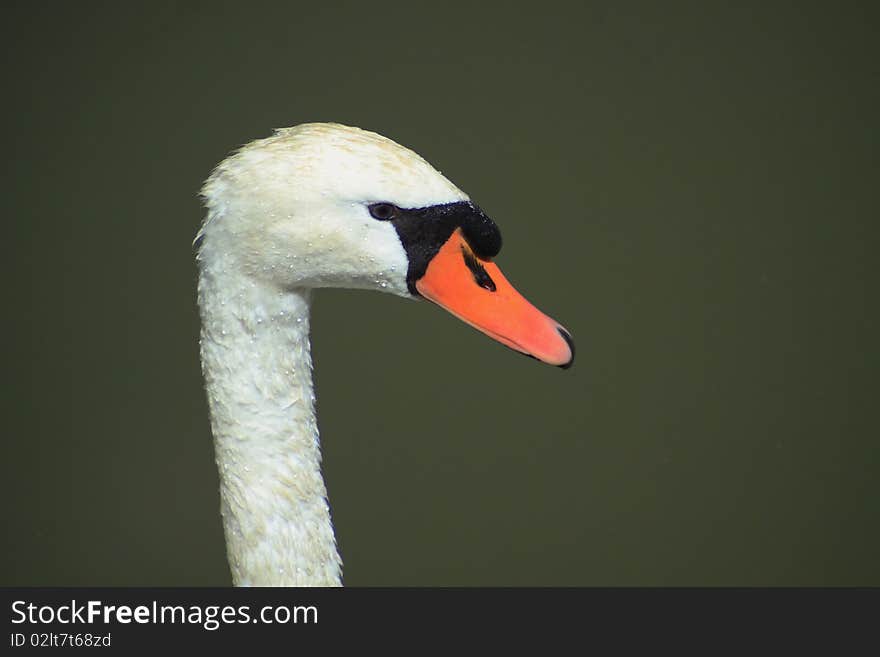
[{"xmin": 415, "ymin": 229, "xmax": 574, "ymax": 368}]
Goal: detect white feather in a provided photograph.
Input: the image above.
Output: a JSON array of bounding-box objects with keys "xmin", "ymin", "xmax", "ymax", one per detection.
[{"xmin": 196, "ymin": 123, "xmax": 468, "ymax": 585}]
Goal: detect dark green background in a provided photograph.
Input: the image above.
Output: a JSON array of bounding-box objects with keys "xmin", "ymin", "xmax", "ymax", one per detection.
[{"xmin": 3, "ymin": 1, "xmax": 877, "ymax": 585}]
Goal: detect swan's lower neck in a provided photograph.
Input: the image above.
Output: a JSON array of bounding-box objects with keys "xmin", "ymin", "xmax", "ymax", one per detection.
[{"xmin": 198, "ymin": 272, "xmax": 341, "ymax": 586}]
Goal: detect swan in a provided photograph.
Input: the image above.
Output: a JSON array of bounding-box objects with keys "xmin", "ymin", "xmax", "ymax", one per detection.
[{"xmin": 196, "ymin": 122, "xmax": 574, "ymax": 586}]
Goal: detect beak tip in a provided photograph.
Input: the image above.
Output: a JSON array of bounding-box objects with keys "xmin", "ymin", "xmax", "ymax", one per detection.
[{"xmin": 556, "ymin": 326, "xmax": 575, "ymax": 370}]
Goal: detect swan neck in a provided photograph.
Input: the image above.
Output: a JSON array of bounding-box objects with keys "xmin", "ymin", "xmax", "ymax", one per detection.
[{"xmin": 198, "ymin": 269, "xmax": 341, "ymax": 586}]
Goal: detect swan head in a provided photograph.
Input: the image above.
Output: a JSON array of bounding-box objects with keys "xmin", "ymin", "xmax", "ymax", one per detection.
[{"xmin": 198, "ymin": 122, "xmax": 573, "ymax": 367}]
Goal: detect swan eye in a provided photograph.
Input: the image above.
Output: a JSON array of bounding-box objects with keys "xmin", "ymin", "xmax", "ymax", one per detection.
[{"xmin": 368, "ymin": 203, "xmax": 398, "ymax": 221}]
